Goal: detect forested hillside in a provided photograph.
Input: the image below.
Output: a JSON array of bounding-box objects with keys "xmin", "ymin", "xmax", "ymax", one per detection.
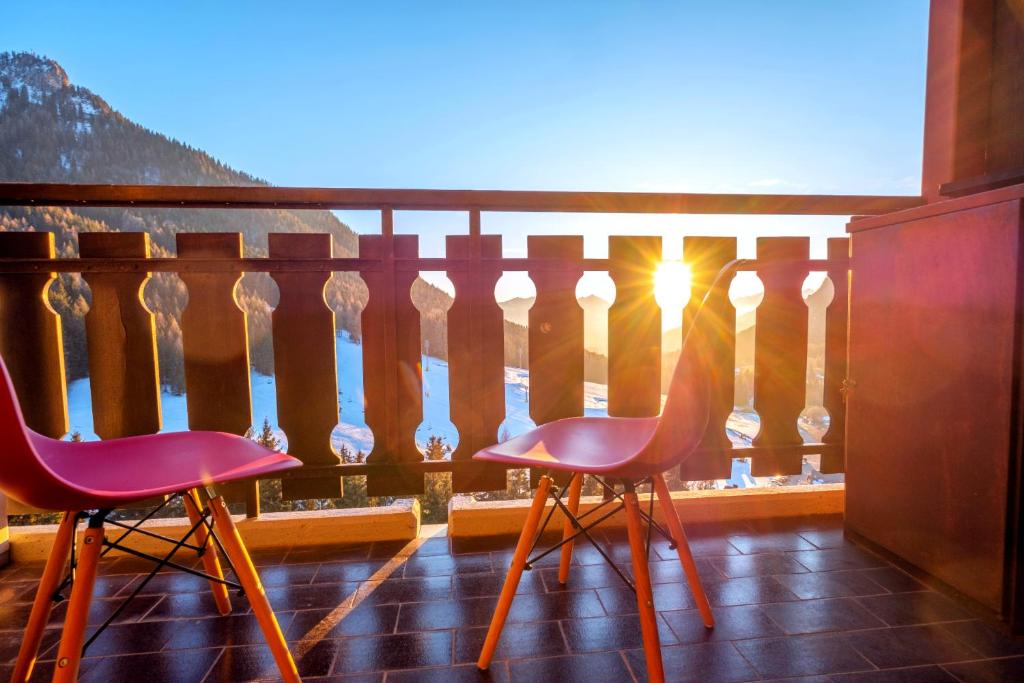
[{"xmin": 0, "ymin": 52, "xmax": 476, "ymax": 391}]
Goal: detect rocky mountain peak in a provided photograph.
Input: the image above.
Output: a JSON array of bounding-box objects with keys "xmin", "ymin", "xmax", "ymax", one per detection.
[{"xmin": 0, "ymin": 52, "xmax": 71, "ymax": 95}]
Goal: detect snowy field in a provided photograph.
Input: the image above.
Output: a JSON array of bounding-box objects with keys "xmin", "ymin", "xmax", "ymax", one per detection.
[{"xmin": 66, "ymin": 332, "xmax": 839, "ymax": 489}]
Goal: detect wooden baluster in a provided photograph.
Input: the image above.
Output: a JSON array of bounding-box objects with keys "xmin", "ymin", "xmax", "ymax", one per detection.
[
  {"xmin": 360, "ymin": 218, "xmax": 424, "ymax": 496},
  {"xmin": 0, "ymin": 232, "xmax": 63, "ymax": 536},
  {"xmin": 78, "ymin": 233, "xmax": 161, "ymax": 438},
  {"xmin": 751, "ymin": 237, "xmax": 809, "ymax": 475},
  {"xmin": 177, "ymin": 233, "xmax": 259, "ymax": 512},
  {"xmin": 528, "ymin": 236, "xmax": 584, "ymax": 425},
  {"xmin": 820, "ymin": 237, "xmax": 849, "ymax": 473},
  {"xmin": 608, "ymin": 236, "xmax": 662, "ymax": 417},
  {"xmin": 678, "ymin": 237, "xmax": 737, "ymax": 481},
  {"xmin": 0, "ymin": 232, "xmax": 68, "ymax": 438},
  {"xmin": 448, "ymin": 224, "xmax": 507, "ymax": 492},
  {"xmin": 268, "ymin": 233, "xmax": 341, "ymax": 500},
  {"xmin": 528, "ymin": 236, "xmax": 583, "ymax": 487}
]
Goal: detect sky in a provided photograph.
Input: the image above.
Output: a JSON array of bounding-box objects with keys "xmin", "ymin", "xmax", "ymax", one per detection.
[{"xmin": 2, "ymin": 1, "xmax": 930, "ymax": 304}]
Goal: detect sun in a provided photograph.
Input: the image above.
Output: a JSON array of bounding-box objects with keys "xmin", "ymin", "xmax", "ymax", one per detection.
[{"xmin": 653, "ymin": 261, "xmax": 693, "ymax": 312}]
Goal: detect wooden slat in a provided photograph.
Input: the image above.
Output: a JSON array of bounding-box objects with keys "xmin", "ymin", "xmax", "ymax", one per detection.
[
  {"xmin": 268, "ymin": 442, "xmax": 844, "ymax": 480},
  {"xmin": 78, "ymin": 232, "xmax": 161, "ymax": 438},
  {"xmin": 268, "ymin": 233, "xmax": 342, "ymax": 500},
  {"xmin": 844, "ymin": 199, "xmax": 1021, "ymax": 613},
  {"xmin": 0, "ymin": 255, "xmax": 843, "ymax": 275},
  {"xmin": 177, "ymin": 233, "xmax": 258, "ymax": 509},
  {"xmin": 988, "ymin": 0, "xmax": 1024, "ymax": 181},
  {"xmin": 447, "ymin": 231, "xmax": 507, "ymax": 492},
  {"xmin": 942, "ymin": 168, "xmax": 1024, "ymax": 197},
  {"xmin": 0, "ymin": 182, "xmax": 924, "ymax": 215},
  {"xmin": 820, "ymin": 237, "xmax": 849, "ymax": 473},
  {"xmin": 528, "ymin": 236, "xmax": 584, "ymax": 425},
  {"xmin": 920, "ymin": 0, "xmax": 995, "ymax": 200},
  {"xmin": 360, "ymin": 226, "xmax": 424, "ymax": 496},
  {"xmin": 608, "ymin": 236, "xmax": 662, "ymax": 417},
  {"xmin": 678, "ymin": 237, "xmax": 738, "ymax": 481},
  {"xmin": 0, "ymin": 232, "xmax": 68, "ymax": 437},
  {"xmin": 527, "ymin": 236, "xmax": 584, "ymax": 488},
  {"xmin": 178, "ymin": 233, "xmax": 252, "ymax": 433},
  {"xmin": 751, "ymin": 237, "xmax": 809, "ymax": 476}
]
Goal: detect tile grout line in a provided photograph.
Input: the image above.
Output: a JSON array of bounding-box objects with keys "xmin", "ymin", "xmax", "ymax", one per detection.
[
  {"xmin": 617, "ymin": 648, "xmax": 641, "ymax": 683},
  {"xmin": 719, "ymin": 638, "xmax": 765, "ymax": 681}
]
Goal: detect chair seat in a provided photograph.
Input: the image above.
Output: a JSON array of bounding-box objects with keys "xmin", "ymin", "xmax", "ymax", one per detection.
[
  {"xmin": 28, "ymin": 430, "xmax": 301, "ymax": 509},
  {"xmin": 473, "ymin": 416, "xmax": 659, "ymax": 474}
]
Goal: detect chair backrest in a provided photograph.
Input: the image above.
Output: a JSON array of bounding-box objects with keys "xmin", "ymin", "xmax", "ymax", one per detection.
[
  {"xmin": 633, "ymin": 260, "xmax": 745, "ymax": 473},
  {"xmin": 0, "ymin": 355, "xmax": 75, "ymax": 510}
]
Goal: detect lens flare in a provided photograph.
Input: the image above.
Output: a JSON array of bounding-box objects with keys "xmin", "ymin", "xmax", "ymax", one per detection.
[{"xmin": 654, "ymin": 261, "xmax": 693, "ymax": 312}]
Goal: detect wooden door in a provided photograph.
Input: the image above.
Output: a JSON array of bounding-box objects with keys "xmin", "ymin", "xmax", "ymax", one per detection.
[{"xmin": 846, "ymin": 199, "xmax": 1022, "ymax": 612}]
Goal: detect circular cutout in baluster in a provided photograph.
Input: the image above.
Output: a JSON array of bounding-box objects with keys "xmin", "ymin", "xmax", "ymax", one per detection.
[
  {"xmin": 46, "ymin": 274, "xmax": 100, "ymax": 441},
  {"xmin": 327, "ymin": 271, "xmax": 373, "ymax": 460}
]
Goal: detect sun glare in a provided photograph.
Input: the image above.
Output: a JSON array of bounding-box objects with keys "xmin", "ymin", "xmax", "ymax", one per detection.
[{"xmin": 654, "ymin": 261, "xmax": 693, "ymax": 312}]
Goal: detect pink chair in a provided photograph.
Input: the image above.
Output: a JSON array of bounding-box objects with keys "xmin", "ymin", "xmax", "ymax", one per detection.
[
  {"xmin": 0, "ymin": 357, "xmax": 302, "ymax": 683},
  {"xmin": 475, "ymin": 261, "xmax": 742, "ymax": 683}
]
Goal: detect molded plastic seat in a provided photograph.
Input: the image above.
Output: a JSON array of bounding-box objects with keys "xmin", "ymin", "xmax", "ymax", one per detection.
[
  {"xmin": 475, "ymin": 261, "xmax": 743, "ymax": 682},
  {"xmin": 474, "ymin": 261, "xmax": 743, "ymax": 481},
  {"xmin": 0, "ymin": 356, "xmax": 300, "ymax": 512},
  {"xmin": 0, "ymin": 354, "xmax": 304, "ymax": 682},
  {"xmin": 25, "ymin": 429, "xmax": 299, "ymax": 511},
  {"xmin": 475, "ymin": 416, "xmax": 659, "ymax": 473}
]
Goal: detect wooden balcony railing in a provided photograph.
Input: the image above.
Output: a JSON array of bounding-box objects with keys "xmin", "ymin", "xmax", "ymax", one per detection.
[{"xmin": 0, "ymin": 184, "xmax": 923, "ymax": 516}]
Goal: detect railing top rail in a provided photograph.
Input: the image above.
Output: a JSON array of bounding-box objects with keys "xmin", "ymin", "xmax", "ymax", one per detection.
[
  {"xmin": 0, "ymin": 256, "xmax": 844, "ymax": 275},
  {"xmin": 0, "ymin": 183, "xmax": 923, "ymax": 215}
]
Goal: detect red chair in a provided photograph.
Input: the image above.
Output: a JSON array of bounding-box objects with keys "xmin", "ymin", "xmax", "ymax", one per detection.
[
  {"xmin": 475, "ymin": 261, "xmax": 743, "ymax": 683},
  {"xmin": 0, "ymin": 357, "xmax": 303, "ymax": 683}
]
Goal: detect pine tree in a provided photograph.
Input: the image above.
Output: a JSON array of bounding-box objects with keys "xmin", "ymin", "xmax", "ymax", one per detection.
[
  {"xmin": 417, "ymin": 436, "xmax": 453, "ymax": 523},
  {"xmin": 248, "ymin": 418, "xmax": 280, "ymax": 451},
  {"xmin": 423, "ymin": 435, "xmax": 450, "ymax": 461}
]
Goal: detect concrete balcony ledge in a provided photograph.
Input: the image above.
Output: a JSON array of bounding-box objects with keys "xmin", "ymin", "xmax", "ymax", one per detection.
[
  {"xmin": 8, "ymin": 498, "xmax": 421, "ymax": 563},
  {"xmin": 448, "ymin": 483, "xmax": 845, "ymax": 538},
  {"xmin": 4, "ymin": 486, "xmax": 844, "ymax": 564}
]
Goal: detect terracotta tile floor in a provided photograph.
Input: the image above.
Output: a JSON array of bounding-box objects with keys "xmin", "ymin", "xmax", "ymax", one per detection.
[{"xmin": 1, "ymin": 514, "xmax": 1022, "ymax": 682}]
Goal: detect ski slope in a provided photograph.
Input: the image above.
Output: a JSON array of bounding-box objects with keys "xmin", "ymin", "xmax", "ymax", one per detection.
[{"xmin": 66, "ymin": 332, "xmax": 840, "ymax": 488}]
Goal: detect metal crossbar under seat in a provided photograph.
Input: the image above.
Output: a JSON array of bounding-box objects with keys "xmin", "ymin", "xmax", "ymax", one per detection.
[
  {"xmin": 521, "ymin": 473, "xmax": 675, "ymax": 594},
  {"xmin": 51, "ymin": 492, "xmax": 244, "ymax": 656}
]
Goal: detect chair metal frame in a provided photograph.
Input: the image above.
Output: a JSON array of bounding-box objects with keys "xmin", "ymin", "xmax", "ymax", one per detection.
[
  {"xmin": 476, "ymin": 470, "xmax": 713, "ymax": 683},
  {"xmin": 12, "ymin": 488, "xmax": 299, "ymax": 683},
  {"xmin": 476, "ymin": 262, "xmax": 747, "ymax": 682}
]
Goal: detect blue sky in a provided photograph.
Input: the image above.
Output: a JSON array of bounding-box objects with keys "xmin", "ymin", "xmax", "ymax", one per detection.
[{"xmin": 3, "ymin": 1, "xmax": 929, "ymax": 300}]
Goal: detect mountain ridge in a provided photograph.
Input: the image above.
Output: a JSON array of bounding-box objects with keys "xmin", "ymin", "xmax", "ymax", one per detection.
[
  {"xmin": 0, "ymin": 52, "xmax": 829, "ymax": 404},
  {"xmin": 0, "ymin": 52, "xmax": 445, "ymax": 390}
]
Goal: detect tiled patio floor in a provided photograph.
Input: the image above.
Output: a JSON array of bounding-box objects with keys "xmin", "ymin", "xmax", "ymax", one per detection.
[{"xmin": 1, "ymin": 514, "xmax": 1022, "ymax": 682}]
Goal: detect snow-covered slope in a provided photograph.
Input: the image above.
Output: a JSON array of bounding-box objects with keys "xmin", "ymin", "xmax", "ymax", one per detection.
[{"xmin": 66, "ymin": 332, "xmax": 840, "ymax": 488}]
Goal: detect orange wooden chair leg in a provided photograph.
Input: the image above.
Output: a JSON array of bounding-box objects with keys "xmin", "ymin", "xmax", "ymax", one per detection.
[
  {"xmin": 208, "ymin": 495, "xmax": 300, "ymax": 683},
  {"xmin": 478, "ymin": 475, "xmax": 552, "ymax": 670},
  {"xmin": 52, "ymin": 525, "xmax": 103, "ymax": 683},
  {"xmin": 183, "ymin": 489, "xmax": 232, "ymax": 616},
  {"xmin": 12, "ymin": 512, "xmax": 76, "ymax": 683},
  {"xmin": 653, "ymin": 473, "xmax": 714, "ymax": 627},
  {"xmin": 624, "ymin": 488, "xmax": 664, "ymax": 683},
  {"xmin": 557, "ymin": 473, "xmax": 583, "ymax": 585}
]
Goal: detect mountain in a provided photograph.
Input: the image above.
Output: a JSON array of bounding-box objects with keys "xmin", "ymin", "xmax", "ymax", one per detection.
[
  {"xmin": 660, "ymin": 277, "xmax": 835, "ymax": 399},
  {"xmin": 497, "ymin": 297, "xmax": 531, "ymax": 327},
  {"xmin": 499, "ymin": 294, "xmax": 610, "ymax": 354},
  {"xmin": 502, "ymin": 288, "xmax": 795, "ymax": 360},
  {"xmin": 496, "ymin": 271, "xmax": 835, "ymax": 403},
  {"xmin": 0, "ymin": 54, "xmax": 357, "ymax": 253},
  {"xmin": 0, "ymin": 52, "xmax": 836, "ymax": 404},
  {"xmin": 0, "ymin": 52, "xmax": 454, "ymax": 391}
]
